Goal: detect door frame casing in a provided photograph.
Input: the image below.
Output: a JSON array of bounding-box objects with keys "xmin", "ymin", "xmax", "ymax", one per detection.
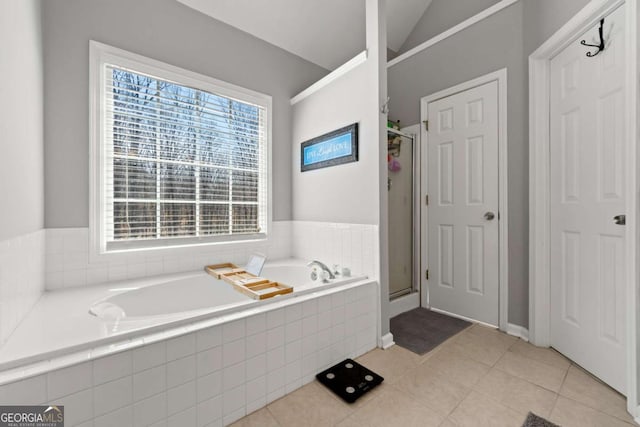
[
  {"xmin": 528, "ymin": 0, "xmax": 638, "ymax": 417},
  {"xmin": 420, "ymin": 68, "xmax": 509, "ymax": 332}
]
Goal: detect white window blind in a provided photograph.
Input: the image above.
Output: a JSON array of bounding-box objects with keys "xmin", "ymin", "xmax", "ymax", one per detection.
[{"xmin": 102, "ymin": 64, "xmax": 268, "ymax": 250}]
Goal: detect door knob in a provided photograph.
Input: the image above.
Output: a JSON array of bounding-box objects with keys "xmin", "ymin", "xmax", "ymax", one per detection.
[
  {"xmin": 614, "ymin": 214, "xmax": 626, "ymax": 225},
  {"xmin": 484, "ymin": 212, "xmax": 495, "ymax": 221}
]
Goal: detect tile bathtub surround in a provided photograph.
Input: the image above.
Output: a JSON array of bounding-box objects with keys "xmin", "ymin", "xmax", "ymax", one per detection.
[
  {"xmin": 0, "ymin": 230, "xmax": 46, "ymax": 346},
  {"xmin": 45, "ymin": 222, "xmax": 292, "ymax": 290},
  {"xmin": 45, "ymin": 221, "xmax": 378, "ymax": 290},
  {"xmin": 290, "ymin": 221, "xmax": 378, "ymax": 279},
  {"xmin": 0, "ymin": 282, "xmax": 378, "ymax": 426}
]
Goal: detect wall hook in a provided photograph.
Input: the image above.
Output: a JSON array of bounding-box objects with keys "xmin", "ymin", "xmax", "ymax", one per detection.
[
  {"xmin": 381, "ymin": 97, "xmax": 390, "ymax": 115},
  {"xmin": 580, "ymin": 18, "xmax": 605, "ymax": 57}
]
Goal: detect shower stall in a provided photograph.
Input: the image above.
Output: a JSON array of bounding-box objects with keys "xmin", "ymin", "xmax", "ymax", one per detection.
[{"xmin": 387, "ymin": 126, "xmax": 420, "ymax": 308}]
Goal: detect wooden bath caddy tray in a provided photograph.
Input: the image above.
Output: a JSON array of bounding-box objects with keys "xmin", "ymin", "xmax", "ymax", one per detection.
[{"xmin": 204, "ymin": 263, "xmax": 293, "ymax": 300}]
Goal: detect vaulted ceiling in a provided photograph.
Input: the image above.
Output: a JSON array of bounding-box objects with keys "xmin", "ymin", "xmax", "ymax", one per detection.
[{"xmin": 176, "ymin": 0, "xmax": 433, "ymax": 70}]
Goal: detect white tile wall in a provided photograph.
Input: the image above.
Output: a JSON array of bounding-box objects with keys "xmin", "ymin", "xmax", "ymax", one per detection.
[
  {"xmin": 45, "ymin": 222, "xmax": 292, "ymax": 290},
  {"xmin": 0, "ymin": 229, "xmax": 45, "ymax": 345},
  {"xmin": 291, "ymin": 221, "xmax": 379, "ymax": 279},
  {"xmin": 0, "ymin": 281, "xmax": 378, "ymax": 426},
  {"xmin": 44, "ymin": 220, "xmax": 379, "ymax": 290}
]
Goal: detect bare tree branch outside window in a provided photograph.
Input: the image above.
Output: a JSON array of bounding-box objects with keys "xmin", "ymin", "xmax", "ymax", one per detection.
[{"xmin": 107, "ymin": 67, "xmax": 264, "ymax": 243}]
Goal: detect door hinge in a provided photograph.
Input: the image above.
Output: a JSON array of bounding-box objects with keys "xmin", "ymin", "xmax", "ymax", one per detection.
[
  {"xmin": 423, "ymin": 120, "xmax": 429, "ymax": 131},
  {"xmin": 425, "ymin": 269, "xmax": 430, "ymax": 280},
  {"xmin": 425, "ymin": 194, "xmax": 429, "ymax": 206}
]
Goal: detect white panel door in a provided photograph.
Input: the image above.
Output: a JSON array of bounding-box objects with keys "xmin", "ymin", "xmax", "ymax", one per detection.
[
  {"xmin": 549, "ymin": 5, "xmax": 626, "ymax": 394},
  {"xmin": 426, "ymin": 81, "xmax": 500, "ymax": 326}
]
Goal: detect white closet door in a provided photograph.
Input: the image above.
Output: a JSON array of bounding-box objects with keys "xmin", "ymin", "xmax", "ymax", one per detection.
[
  {"xmin": 549, "ymin": 5, "xmax": 627, "ymax": 394},
  {"xmin": 426, "ymin": 80, "xmax": 500, "ymax": 326}
]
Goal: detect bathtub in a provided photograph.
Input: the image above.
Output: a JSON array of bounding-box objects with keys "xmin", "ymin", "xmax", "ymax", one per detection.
[
  {"xmin": 88, "ymin": 261, "xmax": 353, "ymax": 321},
  {"xmin": 0, "ymin": 258, "xmax": 378, "ymax": 425}
]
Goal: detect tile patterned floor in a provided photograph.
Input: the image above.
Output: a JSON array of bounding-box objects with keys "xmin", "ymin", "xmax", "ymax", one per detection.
[{"xmin": 232, "ymin": 324, "xmax": 638, "ymax": 427}]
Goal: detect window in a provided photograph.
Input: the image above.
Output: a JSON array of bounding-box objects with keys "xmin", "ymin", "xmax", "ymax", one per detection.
[{"xmin": 90, "ymin": 42, "xmax": 270, "ymax": 253}]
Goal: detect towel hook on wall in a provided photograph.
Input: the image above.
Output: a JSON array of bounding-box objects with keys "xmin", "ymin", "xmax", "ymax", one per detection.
[{"xmin": 580, "ymin": 18, "xmax": 605, "ymax": 57}]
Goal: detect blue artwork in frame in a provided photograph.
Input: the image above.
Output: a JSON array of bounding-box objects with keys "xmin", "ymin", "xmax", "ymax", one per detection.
[{"xmin": 301, "ymin": 123, "xmax": 358, "ymax": 172}]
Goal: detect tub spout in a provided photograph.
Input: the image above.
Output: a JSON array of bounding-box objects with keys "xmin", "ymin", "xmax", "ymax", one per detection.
[{"xmin": 306, "ymin": 260, "xmax": 336, "ymax": 279}]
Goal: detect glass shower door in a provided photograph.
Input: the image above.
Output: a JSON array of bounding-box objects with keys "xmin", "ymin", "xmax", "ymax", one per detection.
[{"xmin": 387, "ymin": 129, "xmax": 416, "ymax": 299}]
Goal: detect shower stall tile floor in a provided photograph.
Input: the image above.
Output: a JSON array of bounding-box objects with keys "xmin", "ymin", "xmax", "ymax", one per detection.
[{"xmin": 231, "ymin": 324, "xmax": 637, "ymax": 427}]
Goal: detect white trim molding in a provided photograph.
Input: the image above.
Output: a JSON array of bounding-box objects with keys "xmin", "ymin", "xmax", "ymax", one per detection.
[
  {"xmin": 387, "ymin": 0, "xmax": 519, "ymax": 68},
  {"xmin": 389, "ymin": 292, "xmax": 420, "ymax": 318},
  {"xmin": 506, "ymin": 323, "xmax": 529, "ymax": 342},
  {"xmin": 625, "ymin": 0, "xmax": 638, "ymax": 416},
  {"xmin": 380, "ymin": 332, "xmax": 395, "ymax": 349},
  {"xmin": 88, "ymin": 40, "xmax": 273, "ymax": 260},
  {"xmin": 420, "ymin": 69, "xmax": 509, "ymax": 332},
  {"xmin": 529, "ymin": 0, "xmax": 638, "ymax": 418},
  {"xmin": 428, "ymin": 307, "xmax": 497, "ymax": 330},
  {"xmin": 290, "ymin": 50, "xmax": 368, "ymax": 105}
]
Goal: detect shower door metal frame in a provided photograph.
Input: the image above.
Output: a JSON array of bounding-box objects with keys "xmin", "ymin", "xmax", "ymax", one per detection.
[{"xmin": 388, "ymin": 126, "xmax": 421, "ymax": 300}]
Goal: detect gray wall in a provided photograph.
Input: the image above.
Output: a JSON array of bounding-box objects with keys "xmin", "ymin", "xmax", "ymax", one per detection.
[
  {"xmin": 389, "ymin": 1, "xmax": 528, "ymax": 326},
  {"xmin": 291, "ymin": 3, "xmax": 384, "ymax": 226},
  {"xmin": 399, "ymin": 0, "xmax": 501, "ymax": 54},
  {"xmin": 292, "ymin": 0, "xmax": 389, "ymax": 336},
  {"xmin": 292, "ymin": 62, "xmax": 379, "ymax": 224},
  {"xmin": 388, "ymin": 0, "xmax": 592, "ymax": 327},
  {"xmin": 0, "ymin": 0, "xmax": 44, "ymax": 241},
  {"xmin": 42, "ymin": 0, "xmax": 327, "ymax": 228},
  {"xmin": 523, "ymin": 0, "xmax": 591, "ymax": 55}
]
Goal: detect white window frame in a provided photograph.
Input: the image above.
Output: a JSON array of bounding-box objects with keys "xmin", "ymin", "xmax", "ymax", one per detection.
[{"xmin": 89, "ymin": 41, "xmax": 272, "ymax": 257}]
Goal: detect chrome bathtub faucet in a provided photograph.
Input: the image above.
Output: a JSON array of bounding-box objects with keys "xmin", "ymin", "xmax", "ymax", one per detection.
[{"xmin": 307, "ymin": 260, "xmax": 336, "ymax": 280}]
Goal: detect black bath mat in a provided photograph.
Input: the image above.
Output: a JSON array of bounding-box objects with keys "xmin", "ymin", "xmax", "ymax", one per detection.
[
  {"xmin": 316, "ymin": 359, "xmax": 384, "ymax": 403},
  {"xmin": 390, "ymin": 308, "xmax": 471, "ymax": 355},
  {"xmin": 521, "ymin": 412, "xmax": 560, "ymax": 427}
]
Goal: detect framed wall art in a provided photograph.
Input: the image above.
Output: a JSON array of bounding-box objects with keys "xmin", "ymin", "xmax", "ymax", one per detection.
[{"xmin": 300, "ymin": 123, "xmax": 358, "ymax": 172}]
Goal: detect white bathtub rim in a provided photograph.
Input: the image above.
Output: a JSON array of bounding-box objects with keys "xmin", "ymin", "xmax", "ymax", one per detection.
[
  {"xmin": 0, "ymin": 269, "xmax": 369, "ymax": 372},
  {"xmin": 0, "ymin": 258, "xmax": 360, "ymax": 366},
  {"xmin": 0, "ymin": 277, "xmax": 376, "ymax": 386},
  {"xmin": 87, "ymin": 274, "xmax": 367, "ymax": 322},
  {"xmin": 86, "ymin": 258, "xmax": 351, "ymax": 320}
]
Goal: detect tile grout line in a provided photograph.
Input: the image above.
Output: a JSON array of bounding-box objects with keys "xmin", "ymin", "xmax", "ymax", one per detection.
[
  {"xmin": 560, "ymin": 362, "xmax": 636, "ymax": 423},
  {"xmin": 393, "ymin": 360, "xmax": 468, "ymax": 420},
  {"xmin": 507, "ymin": 342, "xmax": 573, "ymax": 372},
  {"xmin": 492, "ymin": 347, "xmax": 571, "ymax": 395},
  {"xmin": 492, "ymin": 364, "xmax": 564, "ymax": 395},
  {"xmin": 557, "ymin": 362, "xmax": 572, "ymax": 393},
  {"xmin": 386, "ymin": 382, "xmax": 448, "ymax": 422},
  {"xmin": 418, "ymin": 328, "xmax": 515, "ymax": 413},
  {"xmin": 546, "ymin": 391, "xmax": 561, "ymax": 421},
  {"xmin": 569, "ymin": 398, "xmax": 640, "ymax": 426},
  {"xmin": 444, "ymin": 384, "xmax": 474, "ymax": 422},
  {"xmin": 557, "ymin": 380, "xmax": 638, "ymax": 425},
  {"xmin": 265, "ymin": 405, "xmax": 283, "ymax": 427}
]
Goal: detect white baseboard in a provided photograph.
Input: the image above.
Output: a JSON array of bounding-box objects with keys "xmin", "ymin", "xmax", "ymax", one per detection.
[
  {"xmin": 380, "ymin": 332, "xmax": 395, "ymax": 349},
  {"xmin": 389, "ymin": 292, "xmax": 420, "ymax": 318},
  {"xmin": 429, "ymin": 306, "xmax": 497, "ymax": 329},
  {"xmin": 506, "ymin": 323, "xmax": 529, "ymax": 342}
]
